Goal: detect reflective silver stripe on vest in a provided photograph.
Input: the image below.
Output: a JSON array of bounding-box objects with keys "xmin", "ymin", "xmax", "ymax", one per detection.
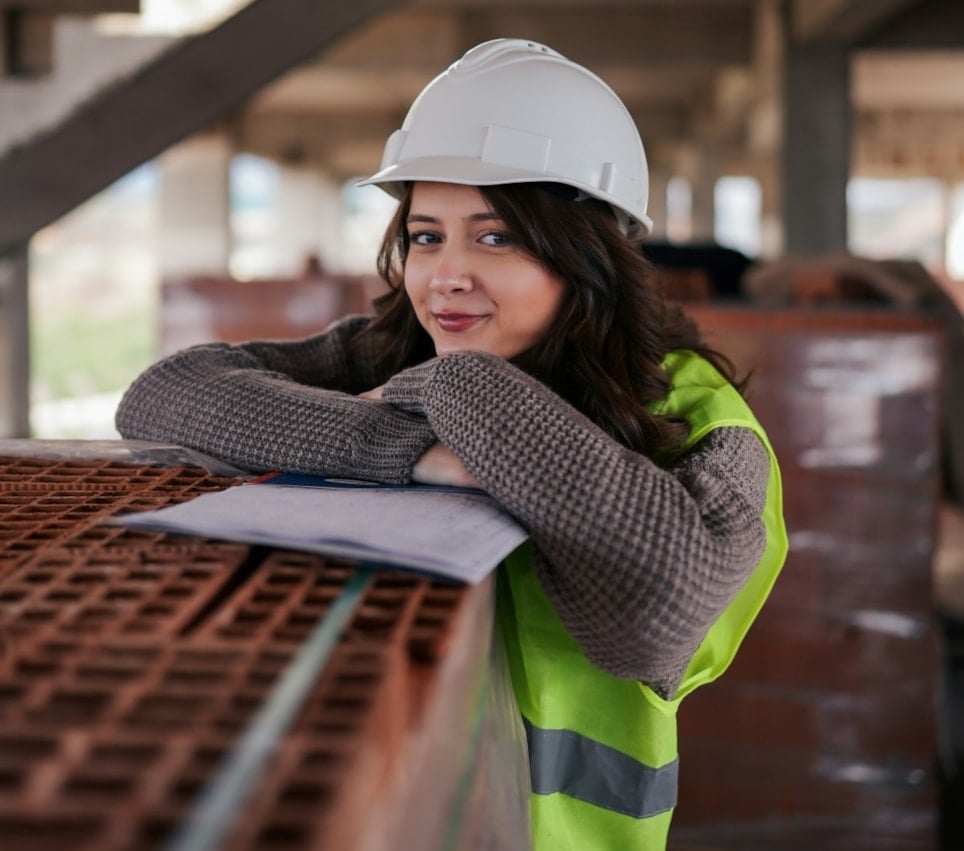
[{"xmin": 524, "ymin": 717, "xmax": 678, "ymax": 818}]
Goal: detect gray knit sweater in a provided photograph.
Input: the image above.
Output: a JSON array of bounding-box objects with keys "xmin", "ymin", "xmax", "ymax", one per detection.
[{"xmin": 116, "ymin": 315, "xmax": 769, "ymax": 697}]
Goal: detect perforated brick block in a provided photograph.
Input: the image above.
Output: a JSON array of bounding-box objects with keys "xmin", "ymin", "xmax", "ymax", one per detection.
[{"xmin": 0, "ymin": 456, "xmax": 477, "ymax": 850}]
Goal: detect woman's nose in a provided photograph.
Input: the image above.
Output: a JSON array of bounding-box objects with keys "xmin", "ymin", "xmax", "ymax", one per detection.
[{"xmin": 428, "ymin": 250, "xmax": 474, "ymax": 294}]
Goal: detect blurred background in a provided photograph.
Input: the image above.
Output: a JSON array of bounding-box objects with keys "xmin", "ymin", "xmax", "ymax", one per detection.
[{"xmin": 0, "ymin": 0, "xmax": 961, "ymax": 440}]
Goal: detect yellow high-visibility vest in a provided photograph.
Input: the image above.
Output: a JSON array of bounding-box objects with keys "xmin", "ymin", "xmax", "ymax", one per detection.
[{"xmin": 498, "ymin": 349, "xmax": 788, "ymax": 850}]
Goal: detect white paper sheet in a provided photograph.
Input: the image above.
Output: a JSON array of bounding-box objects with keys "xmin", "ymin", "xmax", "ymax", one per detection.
[{"xmin": 110, "ymin": 476, "xmax": 528, "ymax": 584}]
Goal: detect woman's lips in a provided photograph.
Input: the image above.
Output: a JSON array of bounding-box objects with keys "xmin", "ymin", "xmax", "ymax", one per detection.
[{"xmin": 434, "ymin": 313, "xmax": 486, "ymax": 333}]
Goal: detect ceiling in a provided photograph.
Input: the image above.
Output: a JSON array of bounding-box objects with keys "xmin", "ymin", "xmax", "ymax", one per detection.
[
  {"xmin": 2, "ymin": 0, "xmax": 963, "ymax": 254},
  {"xmin": 230, "ymin": 0, "xmax": 964, "ymax": 185}
]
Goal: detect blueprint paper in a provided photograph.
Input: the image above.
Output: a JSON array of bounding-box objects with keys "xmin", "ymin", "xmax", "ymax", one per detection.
[{"xmin": 110, "ymin": 477, "xmax": 528, "ymax": 584}]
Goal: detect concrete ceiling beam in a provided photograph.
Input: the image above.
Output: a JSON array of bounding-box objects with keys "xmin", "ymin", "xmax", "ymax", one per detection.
[
  {"xmin": 447, "ymin": 7, "xmax": 754, "ymax": 67},
  {"xmin": 853, "ymin": 50, "xmax": 964, "ymax": 109},
  {"xmin": 0, "ymin": 1, "xmax": 137, "ymax": 11},
  {"xmin": 410, "ymin": 0, "xmax": 747, "ymax": 9},
  {"xmin": 791, "ymin": 0, "xmax": 920, "ymax": 43}
]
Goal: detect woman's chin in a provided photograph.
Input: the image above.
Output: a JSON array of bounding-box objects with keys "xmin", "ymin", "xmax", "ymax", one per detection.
[
  {"xmin": 434, "ymin": 339, "xmax": 480, "ymax": 356},
  {"xmin": 433, "ymin": 341, "xmax": 507, "ymax": 358}
]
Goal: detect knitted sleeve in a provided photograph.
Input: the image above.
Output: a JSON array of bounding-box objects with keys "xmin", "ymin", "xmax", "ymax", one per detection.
[
  {"xmin": 115, "ymin": 316, "xmax": 436, "ymax": 482},
  {"xmin": 382, "ymin": 351, "xmax": 769, "ymax": 698}
]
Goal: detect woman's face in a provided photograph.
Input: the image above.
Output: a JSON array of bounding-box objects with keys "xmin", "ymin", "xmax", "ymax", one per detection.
[{"xmin": 403, "ymin": 182, "xmax": 566, "ymax": 359}]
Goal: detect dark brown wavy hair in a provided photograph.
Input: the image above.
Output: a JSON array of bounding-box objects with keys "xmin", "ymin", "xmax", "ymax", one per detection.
[{"xmin": 359, "ymin": 181, "xmax": 741, "ymax": 458}]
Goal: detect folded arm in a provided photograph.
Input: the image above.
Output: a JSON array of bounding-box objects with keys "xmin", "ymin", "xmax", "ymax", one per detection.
[
  {"xmin": 382, "ymin": 351, "xmax": 769, "ymax": 697},
  {"xmin": 116, "ymin": 316, "xmax": 436, "ymax": 482}
]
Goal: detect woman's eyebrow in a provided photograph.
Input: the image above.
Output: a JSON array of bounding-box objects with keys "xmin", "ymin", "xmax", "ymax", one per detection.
[{"xmin": 406, "ymin": 212, "xmax": 502, "ymax": 224}]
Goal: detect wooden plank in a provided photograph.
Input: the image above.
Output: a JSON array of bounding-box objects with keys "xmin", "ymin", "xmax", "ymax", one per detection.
[{"xmin": 0, "ymin": 0, "xmax": 401, "ymax": 252}]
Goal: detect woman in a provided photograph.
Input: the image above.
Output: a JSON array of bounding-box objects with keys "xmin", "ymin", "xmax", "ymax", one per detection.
[{"xmin": 117, "ymin": 39, "xmax": 787, "ymax": 850}]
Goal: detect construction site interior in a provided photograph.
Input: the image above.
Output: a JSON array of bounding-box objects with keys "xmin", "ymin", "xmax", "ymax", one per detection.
[{"xmin": 1, "ymin": 1, "xmax": 964, "ymax": 849}]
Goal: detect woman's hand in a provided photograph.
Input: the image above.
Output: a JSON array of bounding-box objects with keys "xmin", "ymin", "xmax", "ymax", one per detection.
[
  {"xmin": 358, "ymin": 387, "xmax": 477, "ymax": 488},
  {"xmin": 412, "ymin": 443, "xmax": 481, "ymax": 489}
]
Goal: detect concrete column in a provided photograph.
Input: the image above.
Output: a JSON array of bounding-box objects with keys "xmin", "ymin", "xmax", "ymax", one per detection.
[
  {"xmin": 666, "ymin": 175, "xmax": 693, "ymax": 243},
  {"xmin": 157, "ymin": 130, "xmax": 232, "ymax": 279},
  {"xmin": 0, "ymin": 13, "xmax": 10, "ymax": 74},
  {"xmin": 690, "ymin": 151, "xmax": 720, "ymax": 242},
  {"xmin": 759, "ymin": 159, "xmax": 785, "ymax": 259},
  {"xmin": 947, "ymin": 181, "xmax": 964, "ymax": 283},
  {"xmin": 783, "ymin": 40, "xmax": 850, "ymax": 255},
  {"xmin": 647, "ymin": 168, "xmax": 669, "ymax": 240},
  {"xmin": 275, "ymin": 164, "xmax": 343, "ymax": 275},
  {"xmin": 0, "ymin": 245, "xmax": 30, "ymax": 437},
  {"xmin": 752, "ymin": 0, "xmax": 785, "ymax": 259}
]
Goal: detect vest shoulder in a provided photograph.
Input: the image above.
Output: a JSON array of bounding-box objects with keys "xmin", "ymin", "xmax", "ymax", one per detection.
[
  {"xmin": 657, "ymin": 350, "xmax": 763, "ymax": 448},
  {"xmin": 662, "ymin": 349, "xmax": 728, "ymax": 389}
]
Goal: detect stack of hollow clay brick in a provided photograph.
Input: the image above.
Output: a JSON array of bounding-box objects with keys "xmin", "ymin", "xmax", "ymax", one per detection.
[
  {"xmin": 672, "ymin": 307, "xmax": 943, "ymax": 851},
  {"xmin": 0, "ymin": 455, "xmax": 525, "ymax": 851}
]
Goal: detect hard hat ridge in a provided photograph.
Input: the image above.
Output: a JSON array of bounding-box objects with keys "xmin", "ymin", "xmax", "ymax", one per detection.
[
  {"xmin": 450, "ymin": 39, "xmax": 565, "ymax": 73},
  {"xmin": 359, "ymin": 38, "xmax": 653, "ymax": 239}
]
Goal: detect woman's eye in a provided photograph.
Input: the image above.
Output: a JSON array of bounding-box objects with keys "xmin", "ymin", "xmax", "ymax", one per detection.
[
  {"xmin": 409, "ymin": 231, "xmax": 441, "ymax": 246},
  {"xmin": 480, "ymin": 231, "xmax": 512, "ymax": 247}
]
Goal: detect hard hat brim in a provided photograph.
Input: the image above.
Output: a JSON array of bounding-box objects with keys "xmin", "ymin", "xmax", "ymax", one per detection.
[
  {"xmin": 357, "ymin": 156, "xmax": 653, "ymax": 238},
  {"xmin": 358, "ymin": 156, "xmax": 572, "ymax": 195}
]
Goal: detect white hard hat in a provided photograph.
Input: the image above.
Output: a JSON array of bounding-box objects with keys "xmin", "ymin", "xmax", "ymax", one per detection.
[{"xmin": 358, "ymin": 38, "xmax": 653, "ymax": 239}]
